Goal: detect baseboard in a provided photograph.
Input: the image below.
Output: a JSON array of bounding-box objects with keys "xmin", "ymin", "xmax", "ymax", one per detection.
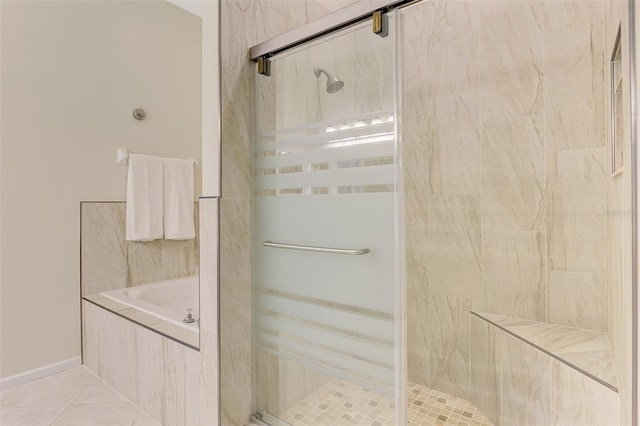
[{"xmin": 0, "ymin": 356, "xmax": 82, "ymax": 390}]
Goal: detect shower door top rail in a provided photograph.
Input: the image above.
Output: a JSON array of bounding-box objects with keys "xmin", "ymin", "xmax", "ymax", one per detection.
[
  {"xmin": 263, "ymin": 241, "xmax": 370, "ymax": 255},
  {"xmin": 248, "ymin": 0, "xmax": 418, "ymax": 61}
]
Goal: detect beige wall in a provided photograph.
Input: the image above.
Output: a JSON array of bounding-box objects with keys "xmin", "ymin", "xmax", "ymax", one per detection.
[{"xmin": 0, "ymin": 0, "xmax": 202, "ymax": 378}]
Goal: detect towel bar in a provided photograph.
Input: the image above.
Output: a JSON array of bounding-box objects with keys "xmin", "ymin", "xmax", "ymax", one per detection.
[
  {"xmin": 263, "ymin": 241, "xmax": 369, "ymax": 255},
  {"xmin": 116, "ymin": 148, "xmax": 198, "ymax": 166}
]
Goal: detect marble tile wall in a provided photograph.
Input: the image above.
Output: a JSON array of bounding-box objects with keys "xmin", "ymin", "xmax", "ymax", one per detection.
[
  {"xmin": 219, "ymin": 1, "xmax": 330, "ymax": 425},
  {"xmin": 469, "ymin": 314, "xmax": 620, "ymax": 426},
  {"xmin": 543, "ymin": 1, "xmax": 607, "ymax": 325},
  {"xmin": 604, "ymin": 1, "xmax": 632, "ymax": 424},
  {"xmin": 83, "ymin": 301, "xmax": 218, "ymax": 425},
  {"xmin": 215, "ymin": 0, "xmax": 618, "ymax": 424},
  {"xmin": 403, "ymin": 0, "xmax": 610, "ymax": 402},
  {"xmin": 82, "ymin": 197, "xmax": 219, "ymax": 425},
  {"xmin": 81, "ymin": 202, "xmax": 199, "ymax": 296}
]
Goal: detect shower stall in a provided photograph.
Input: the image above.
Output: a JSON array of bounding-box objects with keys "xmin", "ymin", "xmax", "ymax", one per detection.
[
  {"xmin": 251, "ymin": 8, "xmax": 406, "ymax": 424},
  {"xmin": 218, "ymin": 0, "xmax": 637, "ymax": 424}
]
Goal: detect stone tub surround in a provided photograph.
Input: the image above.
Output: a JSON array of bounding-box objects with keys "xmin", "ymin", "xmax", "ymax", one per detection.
[
  {"xmin": 80, "ymin": 202, "xmax": 200, "ymax": 297},
  {"xmin": 470, "ymin": 313, "xmax": 619, "ymax": 426},
  {"xmin": 81, "ymin": 197, "xmax": 219, "ymax": 425},
  {"xmin": 83, "ymin": 294, "xmax": 199, "ymax": 349},
  {"xmin": 82, "ymin": 296, "xmax": 218, "ymax": 425}
]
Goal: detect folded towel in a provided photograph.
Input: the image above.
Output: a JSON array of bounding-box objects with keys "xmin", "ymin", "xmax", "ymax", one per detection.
[
  {"xmin": 126, "ymin": 154, "xmax": 164, "ymax": 241},
  {"xmin": 163, "ymin": 158, "xmax": 195, "ymax": 240}
]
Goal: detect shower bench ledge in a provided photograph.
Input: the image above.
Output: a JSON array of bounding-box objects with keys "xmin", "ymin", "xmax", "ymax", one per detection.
[{"xmin": 471, "ymin": 311, "xmax": 618, "ymax": 392}]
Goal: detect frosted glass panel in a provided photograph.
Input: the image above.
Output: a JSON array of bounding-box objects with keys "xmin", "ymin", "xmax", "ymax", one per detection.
[{"xmin": 253, "ymin": 14, "xmax": 404, "ymax": 424}]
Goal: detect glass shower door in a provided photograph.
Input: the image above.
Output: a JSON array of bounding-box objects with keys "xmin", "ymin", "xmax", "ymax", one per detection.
[{"xmin": 253, "ymin": 13, "xmax": 404, "ymax": 425}]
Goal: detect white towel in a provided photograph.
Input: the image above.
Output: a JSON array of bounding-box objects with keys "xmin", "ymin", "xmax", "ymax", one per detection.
[
  {"xmin": 126, "ymin": 154, "xmax": 164, "ymax": 241},
  {"xmin": 163, "ymin": 158, "xmax": 195, "ymax": 240}
]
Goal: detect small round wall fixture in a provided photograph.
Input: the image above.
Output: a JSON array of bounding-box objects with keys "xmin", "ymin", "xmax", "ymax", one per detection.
[{"xmin": 132, "ymin": 108, "xmax": 146, "ymax": 120}]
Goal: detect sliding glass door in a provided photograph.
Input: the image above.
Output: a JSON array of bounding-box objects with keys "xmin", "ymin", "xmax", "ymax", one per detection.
[{"xmin": 252, "ymin": 12, "xmax": 405, "ymax": 426}]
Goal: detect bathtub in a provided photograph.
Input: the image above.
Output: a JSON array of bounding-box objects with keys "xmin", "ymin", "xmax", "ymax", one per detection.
[{"xmin": 100, "ymin": 275, "xmax": 199, "ymax": 333}]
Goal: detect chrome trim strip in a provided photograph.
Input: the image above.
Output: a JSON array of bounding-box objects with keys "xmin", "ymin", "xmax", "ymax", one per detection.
[
  {"xmin": 629, "ymin": 0, "xmax": 638, "ymax": 423},
  {"xmin": 248, "ymin": 0, "xmax": 418, "ymax": 61},
  {"xmin": 263, "ymin": 240, "xmax": 369, "ymax": 255},
  {"xmin": 471, "ymin": 311, "xmax": 619, "ymax": 393}
]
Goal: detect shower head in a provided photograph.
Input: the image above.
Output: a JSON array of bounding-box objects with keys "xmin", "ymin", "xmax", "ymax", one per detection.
[{"xmin": 314, "ymin": 66, "xmax": 344, "ymax": 94}]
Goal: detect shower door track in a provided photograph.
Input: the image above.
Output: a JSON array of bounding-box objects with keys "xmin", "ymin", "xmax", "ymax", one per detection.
[{"xmin": 248, "ymin": 0, "xmax": 418, "ymax": 61}]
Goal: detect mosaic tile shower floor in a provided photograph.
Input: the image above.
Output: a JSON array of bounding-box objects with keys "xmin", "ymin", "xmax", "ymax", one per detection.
[{"xmin": 279, "ymin": 379, "xmax": 493, "ymax": 426}]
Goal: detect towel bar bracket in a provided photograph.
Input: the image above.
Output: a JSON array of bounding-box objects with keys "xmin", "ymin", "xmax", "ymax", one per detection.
[{"xmin": 116, "ymin": 148, "xmax": 198, "ymax": 166}]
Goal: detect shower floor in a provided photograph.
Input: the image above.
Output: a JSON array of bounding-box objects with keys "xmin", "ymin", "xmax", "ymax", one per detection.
[{"xmin": 279, "ymin": 379, "xmax": 493, "ymax": 426}]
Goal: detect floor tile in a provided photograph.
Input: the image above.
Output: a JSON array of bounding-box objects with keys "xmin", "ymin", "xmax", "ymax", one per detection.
[
  {"xmin": 0, "ymin": 368, "xmax": 99, "ymax": 408},
  {"xmin": 73, "ymin": 382, "xmax": 127, "ymax": 405},
  {"xmin": 0, "ymin": 367, "xmax": 158, "ymax": 426},
  {"xmin": 279, "ymin": 379, "xmax": 493, "ymax": 426},
  {"xmin": 52, "ymin": 401, "xmax": 143, "ymax": 426},
  {"xmin": 0, "ymin": 405, "xmax": 68, "ymax": 426}
]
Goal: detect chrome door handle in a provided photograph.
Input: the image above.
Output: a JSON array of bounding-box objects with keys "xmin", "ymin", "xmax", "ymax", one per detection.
[{"xmin": 263, "ymin": 241, "xmax": 369, "ymax": 255}]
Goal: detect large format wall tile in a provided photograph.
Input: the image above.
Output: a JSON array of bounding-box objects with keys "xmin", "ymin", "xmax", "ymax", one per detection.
[
  {"xmin": 407, "ymin": 226, "xmax": 429, "ymax": 326},
  {"xmin": 550, "ymin": 360, "xmax": 619, "ymax": 425},
  {"xmin": 607, "ymin": 177, "xmax": 624, "ymax": 383},
  {"xmin": 403, "ymin": 22, "xmax": 430, "ymax": 227},
  {"xmin": 549, "ymin": 271, "xmax": 607, "ymax": 331},
  {"xmin": 543, "ymin": 1, "xmax": 604, "ymax": 32},
  {"xmin": 429, "ymin": 294, "xmax": 475, "ymax": 401},
  {"xmin": 427, "ymin": 89, "xmax": 481, "ymax": 195},
  {"xmin": 481, "ymin": 118, "xmax": 545, "ymax": 232},
  {"xmin": 404, "ymin": 133, "xmax": 430, "ymax": 229},
  {"xmin": 220, "ymin": 324, "xmax": 253, "ymax": 426},
  {"xmin": 499, "ymin": 331, "xmax": 551, "ymax": 426},
  {"xmin": 479, "ymin": 1, "xmax": 543, "ymax": 78},
  {"xmin": 161, "ymin": 239, "xmax": 199, "ymax": 280},
  {"xmin": 469, "ymin": 315, "xmax": 500, "ymax": 425},
  {"xmin": 470, "ymin": 316, "xmax": 620, "ymax": 426},
  {"xmin": 81, "ymin": 202, "xmax": 199, "ymax": 294},
  {"xmin": 220, "ymin": 0, "xmax": 254, "ymax": 76},
  {"xmin": 428, "ymin": 195, "xmax": 481, "ymax": 300},
  {"xmin": 221, "ymin": 69, "xmax": 251, "ymax": 199},
  {"xmin": 480, "ymin": 69, "xmax": 543, "ymax": 126},
  {"xmin": 544, "ymin": 22, "xmax": 604, "ymax": 151},
  {"xmin": 83, "ymin": 301, "xmax": 164, "ymax": 423},
  {"xmin": 199, "ymin": 198, "xmax": 219, "ymax": 333},
  {"xmin": 482, "ymin": 230, "xmax": 546, "ymax": 321},
  {"xmin": 219, "ymin": 198, "xmax": 252, "ymax": 332},
  {"xmin": 408, "ymin": 321, "xmax": 430, "ymax": 387},
  {"xmin": 547, "ymin": 148, "xmax": 607, "ymax": 275},
  {"xmin": 423, "ymin": 0, "xmax": 480, "ymax": 96},
  {"xmin": 126, "ymin": 240, "xmax": 167, "ymax": 286},
  {"xmin": 83, "ymin": 301, "xmax": 219, "ymax": 425},
  {"xmin": 81, "ymin": 203, "xmax": 127, "ymax": 294},
  {"xmin": 164, "ymin": 330, "xmax": 219, "ymax": 426},
  {"xmin": 479, "ymin": 2, "xmax": 543, "ymax": 124}
]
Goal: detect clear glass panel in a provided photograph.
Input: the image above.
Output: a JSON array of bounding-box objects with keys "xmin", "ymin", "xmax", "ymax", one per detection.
[{"xmin": 253, "ymin": 14, "xmax": 405, "ymax": 425}]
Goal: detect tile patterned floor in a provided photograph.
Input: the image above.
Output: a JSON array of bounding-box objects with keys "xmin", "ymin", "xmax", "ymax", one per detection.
[
  {"xmin": 1, "ymin": 367, "xmax": 493, "ymax": 426},
  {"xmin": 0, "ymin": 367, "xmax": 159, "ymax": 426},
  {"xmin": 279, "ymin": 379, "xmax": 493, "ymax": 426}
]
